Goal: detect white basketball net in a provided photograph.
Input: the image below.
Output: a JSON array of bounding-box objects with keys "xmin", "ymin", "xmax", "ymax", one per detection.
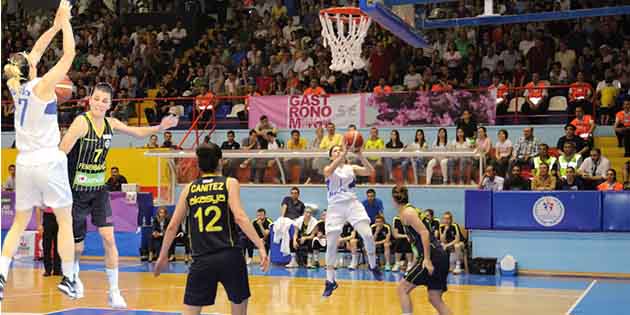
[{"xmin": 320, "ymin": 10, "xmax": 371, "ymax": 74}]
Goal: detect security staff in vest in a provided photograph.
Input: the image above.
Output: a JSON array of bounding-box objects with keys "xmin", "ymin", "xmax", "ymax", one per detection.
[
  {"xmin": 532, "ymin": 144, "xmax": 557, "ymax": 177},
  {"xmin": 558, "ymin": 142, "xmax": 582, "ymax": 179}
]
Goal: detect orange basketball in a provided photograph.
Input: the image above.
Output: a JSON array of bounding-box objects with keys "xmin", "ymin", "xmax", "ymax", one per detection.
[
  {"xmin": 55, "ymin": 76, "xmax": 74, "ymax": 105},
  {"xmin": 344, "ymin": 130, "xmax": 363, "ymax": 149}
]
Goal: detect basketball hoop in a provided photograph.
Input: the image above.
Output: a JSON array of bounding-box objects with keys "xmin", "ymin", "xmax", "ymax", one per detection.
[{"xmin": 319, "ymin": 7, "xmax": 371, "ymax": 74}]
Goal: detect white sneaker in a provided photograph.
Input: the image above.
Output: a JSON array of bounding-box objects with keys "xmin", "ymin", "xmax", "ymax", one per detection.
[
  {"xmin": 108, "ymin": 289, "xmax": 127, "ymax": 309},
  {"xmin": 286, "ymin": 258, "xmax": 299, "ymax": 268},
  {"xmin": 245, "ymin": 257, "xmax": 252, "ymax": 265},
  {"xmin": 453, "ymin": 262, "xmax": 463, "ymax": 274},
  {"xmin": 336, "ymin": 257, "xmax": 345, "ymax": 268},
  {"xmin": 74, "ymin": 275, "xmax": 84, "ymax": 299},
  {"xmin": 392, "ymin": 262, "xmax": 400, "ymax": 272},
  {"xmin": 348, "ymin": 263, "xmax": 357, "ymax": 270}
]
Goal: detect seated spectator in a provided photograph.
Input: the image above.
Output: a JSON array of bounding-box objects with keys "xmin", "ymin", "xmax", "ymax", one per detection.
[
  {"xmin": 490, "ymin": 75, "xmax": 510, "ymax": 118},
  {"xmin": 568, "ymin": 72, "xmax": 593, "ymax": 117},
  {"xmin": 424, "ymin": 209, "xmax": 441, "ymax": 237},
  {"xmin": 504, "ymin": 165, "xmax": 531, "ymax": 191},
  {"xmin": 254, "ymin": 115, "xmax": 278, "ymax": 149},
  {"xmin": 614, "ymin": 100, "xmax": 630, "ymax": 157},
  {"xmin": 456, "ymin": 110, "xmax": 477, "ymax": 140},
  {"xmin": 439, "ymin": 211, "xmax": 465, "ymax": 274},
  {"xmin": 292, "ymin": 207, "xmax": 318, "ymax": 268},
  {"xmin": 570, "ymin": 106, "xmax": 596, "ymax": 149},
  {"xmin": 371, "ymin": 215, "xmax": 392, "ymax": 271},
  {"xmin": 522, "ymin": 72, "xmax": 548, "ymax": 120},
  {"xmin": 162, "ymin": 131, "xmax": 173, "ymax": 148},
  {"xmin": 531, "ymin": 163, "xmax": 556, "ymax": 191},
  {"xmin": 309, "ymin": 127, "xmax": 326, "ymax": 183},
  {"xmin": 319, "ymin": 122, "xmax": 343, "ymax": 150},
  {"xmin": 221, "ymin": 130, "xmax": 241, "ymax": 178},
  {"xmin": 385, "ymin": 130, "xmax": 405, "ymax": 183},
  {"xmin": 623, "ymin": 161, "xmax": 630, "ymax": 190},
  {"xmin": 311, "ymin": 210, "xmax": 327, "ymax": 269},
  {"xmin": 3, "ymin": 164, "xmax": 15, "ymax": 191},
  {"xmin": 403, "ymin": 65, "xmax": 423, "ymax": 91},
  {"xmin": 427, "ymin": 128, "xmax": 450, "ymax": 185},
  {"xmin": 106, "ymin": 167, "xmax": 128, "ymax": 191},
  {"xmin": 558, "ymin": 142, "xmax": 582, "ymax": 179},
  {"xmin": 557, "ymin": 124, "xmax": 588, "ymax": 158},
  {"xmin": 362, "ymin": 189, "xmax": 384, "ymax": 224},
  {"xmin": 363, "ymin": 127, "xmax": 385, "ymax": 183},
  {"xmin": 493, "ymin": 129, "xmax": 512, "ymax": 177},
  {"xmin": 173, "ymin": 220, "xmax": 192, "ymax": 264},
  {"xmin": 284, "ymin": 129, "xmax": 308, "ymax": 183},
  {"xmin": 448, "ymin": 127, "xmax": 473, "ymax": 184},
  {"xmin": 401, "ymin": 129, "xmax": 428, "ymax": 184},
  {"xmin": 150, "ymin": 207, "xmax": 173, "ymax": 261},
  {"xmin": 303, "ymin": 78, "xmax": 326, "ymax": 95},
  {"xmin": 241, "ymin": 209, "xmax": 272, "ymax": 264},
  {"xmin": 476, "ymin": 126, "xmax": 492, "ymax": 163},
  {"xmin": 373, "ymin": 77, "xmax": 393, "ymax": 95},
  {"xmin": 338, "ymin": 222, "xmax": 361, "ymax": 269},
  {"xmin": 479, "ymin": 165, "xmax": 504, "ymax": 191},
  {"xmin": 509, "ymin": 127, "xmax": 540, "ymax": 173},
  {"xmin": 240, "ymin": 129, "xmax": 264, "ymax": 183},
  {"xmin": 532, "ymin": 143, "xmax": 558, "ymax": 176},
  {"xmin": 559, "ymin": 167, "xmax": 583, "ymax": 190},
  {"xmin": 392, "ymin": 212, "xmax": 414, "ymax": 272},
  {"xmin": 597, "ymin": 169, "xmax": 623, "ymax": 191},
  {"xmin": 145, "ymin": 134, "xmax": 159, "ymax": 148},
  {"xmin": 578, "ymin": 148, "xmax": 611, "ymax": 190}
]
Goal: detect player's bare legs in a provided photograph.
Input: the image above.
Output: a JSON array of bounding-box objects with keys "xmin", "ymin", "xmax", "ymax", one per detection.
[
  {"xmin": 398, "ymin": 279, "xmax": 416, "ymax": 314},
  {"xmin": 428, "ymin": 290, "xmax": 452, "ymax": 315}
]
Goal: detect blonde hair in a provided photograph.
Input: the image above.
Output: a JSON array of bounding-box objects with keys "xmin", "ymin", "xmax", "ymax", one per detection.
[{"xmin": 3, "ymin": 63, "xmax": 23, "ymax": 91}]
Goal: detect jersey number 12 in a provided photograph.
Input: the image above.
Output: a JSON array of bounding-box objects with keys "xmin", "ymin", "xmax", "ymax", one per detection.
[{"xmin": 193, "ymin": 206, "xmax": 223, "ymax": 233}]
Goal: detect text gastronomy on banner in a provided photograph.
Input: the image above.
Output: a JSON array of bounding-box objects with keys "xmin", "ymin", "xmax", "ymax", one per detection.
[
  {"xmin": 249, "ymin": 94, "xmax": 364, "ymax": 129},
  {"xmin": 365, "ymin": 90, "xmax": 496, "ymax": 127}
]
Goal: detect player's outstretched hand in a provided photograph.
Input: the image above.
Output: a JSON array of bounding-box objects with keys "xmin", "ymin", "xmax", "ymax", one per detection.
[
  {"xmin": 159, "ymin": 115, "xmax": 179, "ymax": 130},
  {"xmin": 422, "ymin": 259, "xmax": 434, "ymax": 275},
  {"xmin": 54, "ymin": 0, "xmax": 73, "ymax": 28},
  {"xmin": 259, "ymin": 253, "xmax": 270, "ymax": 272},
  {"xmin": 153, "ymin": 255, "xmax": 168, "ymax": 277}
]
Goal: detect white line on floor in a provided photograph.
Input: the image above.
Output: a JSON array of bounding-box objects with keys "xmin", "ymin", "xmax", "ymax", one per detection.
[{"xmin": 566, "ymin": 279, "xmax": 597, "ymax": 315}]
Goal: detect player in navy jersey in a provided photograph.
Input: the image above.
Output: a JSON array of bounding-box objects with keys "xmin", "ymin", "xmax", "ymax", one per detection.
[
  {"xmin": 392, "ymin": 186, "xmax": 451, "ymax": 315},
  {"xmin": 153, "ymin": 143, "xmax": 269, "ymax": 315},
  {"xmin": 0, "ymin": 0, "xmax": 77, "ymax": 300}
]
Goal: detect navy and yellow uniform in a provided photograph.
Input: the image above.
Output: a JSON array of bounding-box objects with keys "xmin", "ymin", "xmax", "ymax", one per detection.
[
  {"xmin": 392, "ymin": 216, "xmax": 412, "ymax": 253},
  {"xmin": 371, "ymin": 223, "xmax": 391, "ymax": 253},
  {"xmin": 439, "ymin": 223, "xmax": 461, "ymax": 243},
  {"xmin": 313, "ymin": 220, "xmax": 327, "ymax": 251},
  {"xmin": 184, "ymin": 175, "xmax": 250, "ymax": 306},
  {"xmin": 339, "ymin": 223, "xmax": 361, "ymax": 248},
  {"xmin": 67, "ymin": 113, "xmax": 113, "ymax": 242},
  {"xmin": 296, "ymin": 218, "xmax": 316, "ymax": 253},
  {"xmin": 429, "ymin": 218, "xmax": 441, "ymax": 235},
  {"xmin": 253, "ymin": 217, "xmax": 272, "ymax": 250},
  {"xmin": 403, "ymin": 205, "xmax": 449, "ymax": 292}
]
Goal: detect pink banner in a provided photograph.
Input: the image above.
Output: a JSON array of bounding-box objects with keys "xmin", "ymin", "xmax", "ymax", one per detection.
[{"xmin": 249, "ymin": 94, "xmax": 365, "ymax": 129}]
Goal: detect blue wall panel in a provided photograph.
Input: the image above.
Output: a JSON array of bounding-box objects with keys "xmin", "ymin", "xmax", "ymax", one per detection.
[
  {"xmin": 465, "ymin": 190, "xmax": 492, "ymax": 229},
  {"xmin": 602, "ymin": 192, "xmax": 630, "ymax": 232}
]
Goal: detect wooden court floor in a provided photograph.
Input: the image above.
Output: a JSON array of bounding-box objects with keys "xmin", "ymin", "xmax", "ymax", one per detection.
[{"xmin": 2, "ymin": 267, "xmax": 582, "ymax": 315}]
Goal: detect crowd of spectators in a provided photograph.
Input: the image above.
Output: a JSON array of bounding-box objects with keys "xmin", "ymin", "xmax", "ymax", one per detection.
[{"xmin": 2, "ymin": 1, "xmax": 630, "ymax": 130}]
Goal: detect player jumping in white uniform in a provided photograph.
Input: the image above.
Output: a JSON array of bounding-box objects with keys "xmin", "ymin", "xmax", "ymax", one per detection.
[
  {"xmin": 322, "ymin": 144, "xmax": 383, "ymax": 297},
  {"xmin": 0, "ymin": 0, "xmax": 77, "ymax": 300}
]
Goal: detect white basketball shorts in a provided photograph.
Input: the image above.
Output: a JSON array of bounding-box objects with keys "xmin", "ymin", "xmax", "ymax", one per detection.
[
  {"xmin": 15, "ymin": 149, "xmax": 72, "ymax": 211},
  {"xmin": 325, "ymin": 199, "xmax": 370, "ymax": 233}
]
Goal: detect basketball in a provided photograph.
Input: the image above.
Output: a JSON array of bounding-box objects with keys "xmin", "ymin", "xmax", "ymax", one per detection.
[
  {"xmin": 344, "ymin": 130, "xmax": 363, "ymax": 149},
  {"xmin": 55, "ymin": 76, "xmax": 74, "ymax": 105}
]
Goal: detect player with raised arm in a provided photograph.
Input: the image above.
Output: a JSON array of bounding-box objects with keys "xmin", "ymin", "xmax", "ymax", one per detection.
[
  {"xmin": 0, "ymin": 0, "xmax": 77, "ymax": 300},
  {"xmin": 392, "ymin": 186, "xmax": 451, "ymax": 315},
  {"xmin": 322, "ymin": 144, "xmax": 383, "ymax": 297},
  {"xmin": 59, "ymin": 83, "xmax": 178, "ymax": 307},
  {"xmin": 153, "ymin": 143, "xmax": 270, "ymax": 315}
]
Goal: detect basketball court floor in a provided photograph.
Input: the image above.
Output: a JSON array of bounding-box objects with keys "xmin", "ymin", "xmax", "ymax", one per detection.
[{"xmin": 2, "ymin": 257, "xmax": 629, "ymax": 315}]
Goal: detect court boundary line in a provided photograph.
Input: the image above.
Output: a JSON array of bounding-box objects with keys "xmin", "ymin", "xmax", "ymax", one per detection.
[{"xmin": 566, "ymin": 279, "xmax": 597, "ymax": 315}]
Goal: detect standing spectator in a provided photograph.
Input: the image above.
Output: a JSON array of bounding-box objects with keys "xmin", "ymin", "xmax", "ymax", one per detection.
[
  {"xmin": 427, "ymin": 128, "xmax": 450, "ymax": 185},
  {"xmin": 106, "ymin": 167, "xmax": 128, "ymax": 192},
  {"xmin": 169, "ymin": 21, "xmax": 187, "ymax": 46},
  {"xmin": 578, "ymin": 148, "xmax": 611, "ymax": 190},
  {"xmin": 510, "ymin": 127, "xmax": 540, "ymax": 172},
  {"xmin": 493, "ymin": 129, "xmax": 512, "ymax": 177},
  {"xmin": 479, "ymin": 165, "xmax": 504, "ymax": 191},
  {"xmin": 3, "ymin": 164, "xmax": 15, "ymax": 191},
  {"xmin": 361, "ymin": 189, "xmax": 384, "ymax": 224},
  {"xmin": 557, "ymin": 124, "xmax": 588, "ymax": 157},
  {"xmin": 531, "ymin": 163, "xmax": 556, "ymax": 191},
  {"xmin": 456, "ymin": 110, "xmax": 477, "ymax": 140},
  {"xmin": 559, "ymin": 167, "xmax": 583, "ymax": 191},
  {"xmin": 597, "ymin": 169, "xmax": 623, "ymax": 191},
  {"xmin": 220, "ymin": 130, "xmax": 241, "ymax": 178},
  {"xmin": 161, "ymin": 131, "xmax": 173, "ymax": 148},
  {"xmin": 614, "ymin": 100, "xmax": 630, "ymax": 157},
  {"xmin": 503, "ymin": 165, "xmax": 530, "ymax": 191},
  {"xmin": 36, "ymin": 207, "xmax": 61, "ymax": 276},
  {"xmin": 384, "ymin": 130, "xmax": 404, "ymax": 183},
  {"xmin": 280, "ymin": 187, "xmax": 305, "ymax": 220},
  {"xmin": 595, "ymin": 70, "xmax": 621, "ymax": 125}
]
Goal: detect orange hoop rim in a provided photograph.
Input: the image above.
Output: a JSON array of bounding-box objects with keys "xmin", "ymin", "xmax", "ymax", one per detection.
[{"xmin": 320, "ymin": 7, "xmax": 368, "ymax": 22}]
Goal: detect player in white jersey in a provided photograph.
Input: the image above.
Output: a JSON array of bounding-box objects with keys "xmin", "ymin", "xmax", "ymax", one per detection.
[
  {"xmin": 0, "ymin": 0, "xmax": 77, "ymax": 300},
  {"xmin": 322, "ymin": 144, "xmax": 383, "ymax": 297}
]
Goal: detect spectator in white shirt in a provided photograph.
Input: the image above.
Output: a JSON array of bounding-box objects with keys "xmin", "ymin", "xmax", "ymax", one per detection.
[
  {"xmin": 156, "ymin": 24, "xmax": 170, "ymax": 43},
  {"xmin": 482, "ymin": 46, "xmax": 500, "ymax": 73},
  {"xmin": 293, "ymin": 51, "xmax": 314, "ymax": 80},
  {"xmin": 578, "ymin": 148, "xmax": 611, "ymax": 189},
  {"xmin": 519, "ymin": 31, "xmax": 535, "ymax": 56},
  {"xmin": 403, "ymin": 65, "xmax": 423, "ymax": 91},
  {"xmin": 3, "ymin": 164, "xmax": 15, "ymax": 191},
  {"xmin": 479, "ymin": 165, "xmax": 504, "ymax": 191},
  {"xmin": 554, "ymin": 41, "xmax": 576, "ymax": 75},
  {"xmin": 169, "ymin": 21, "xmax": 187, "ymax": 46},
  {"xmin": 224, "ymin": 72, "xmax": 241, "ymax": 96},
  {"xmin": 499, "ymin": 40, "xmax": 520, "ymax": 72},
  {"xmin": 86, "ymin": 47, "xmax": 104, "ymax": 68}
]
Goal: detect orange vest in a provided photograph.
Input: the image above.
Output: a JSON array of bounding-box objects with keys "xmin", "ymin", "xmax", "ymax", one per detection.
[
  {"xmin": 570, "ymin": 115, "xmax": 593, "ymax": 135},
  {"xmin": 195, "ymin": 92, "xmax": 215, "ymax": 110},
  {"xmin": 373, "ymin": 85, "xmax": 393, "ymax": 95},
  {"xmin": 304, "ymin": 87, "xmax": 325, "ymax": 95},
  {"xmin": 616, "ymin": 111, "xmax": 630, "ymax": 127},
  {"xmin": 597, "ymin": 181, "xmax": 623, "ymax": 191},
  {"xmin": 569, "ymin": 82, "xmax": 592, "ymax": 101},
  {"xmin": 525, "ymin": 81, "xmax": 546, "ymax": 98},
  {"xmin": 490, "ymin": 83, "xmax": 509, "ymax": 98}
]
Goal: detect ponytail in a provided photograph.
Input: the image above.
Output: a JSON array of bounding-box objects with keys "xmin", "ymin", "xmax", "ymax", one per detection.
[
  {"xmin": 391, "ymin": 185, "xmax": 409, "ymax": 205},
  {"xmin": 4, "ymin": 63, "xmax": 22, "ymax": 91}
]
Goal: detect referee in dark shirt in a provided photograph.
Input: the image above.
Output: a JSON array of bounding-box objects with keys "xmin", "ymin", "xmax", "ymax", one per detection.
[{"xmin": 280, "ymin": 187, "xmax": 305, "ymax": 219}]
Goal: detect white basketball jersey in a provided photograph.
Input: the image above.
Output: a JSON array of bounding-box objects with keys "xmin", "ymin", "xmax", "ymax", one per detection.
[
  {"xmin": 326, "ymin": 164, "xmax": 357, "ymax": 205},
  {"xmin": 12, "ymin": 78, "xmax": 61, "ymax": 154}
]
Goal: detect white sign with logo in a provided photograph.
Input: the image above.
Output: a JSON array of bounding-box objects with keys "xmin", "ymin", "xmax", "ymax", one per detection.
[{"xmin": 532, "ymin": 196, "xmax": 566, "ymax": 227}]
